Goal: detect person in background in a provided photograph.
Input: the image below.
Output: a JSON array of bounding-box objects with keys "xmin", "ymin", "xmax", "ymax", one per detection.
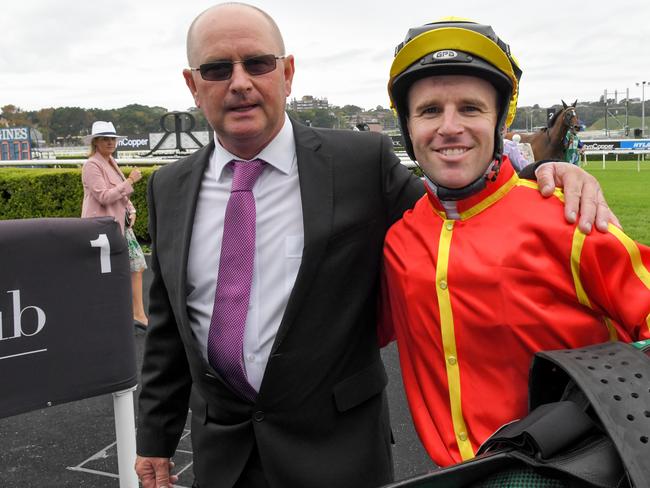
[
  {"xmin": 380, "ymin": 18, "xmax": 650, "ymax": 469},
  {"xmin": 134, "ymin": 4, "xmax": 618, "ymax": 488},
  {"xmin": 81, "ymin": 120, "xmax": 149, "ymax": 329},
  {"xmin": 564, "ymin": 128, "xmax": 583, "ymax": 165},
  {"xmin": 502, "ymin": 134, "xmax": 532, "ymax": 170},
  {"xmin": 501, "ymin": 56, "xmax": 535, "ymax": 171}
]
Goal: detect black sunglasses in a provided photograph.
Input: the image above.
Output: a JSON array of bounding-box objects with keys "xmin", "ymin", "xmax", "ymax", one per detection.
[{"xmin": 189, "ymin": 54, "xmax": 285, "ymax": 81}]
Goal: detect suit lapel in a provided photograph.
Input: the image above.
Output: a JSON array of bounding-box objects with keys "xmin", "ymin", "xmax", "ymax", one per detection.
[
  {"xmin": 172, "ymin": 142, "xmax": 214, "ymax": 331},
  {"xmin": 169, "ymin": 128, "xmax": 334, "ymax": 360},
  {"xmin": 271, "ymin": 122, "xmax": 333, "ymax": 353}
]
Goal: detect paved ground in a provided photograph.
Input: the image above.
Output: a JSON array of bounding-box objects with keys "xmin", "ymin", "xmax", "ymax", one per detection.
[{"xmin": 0, "ymin": 263, "xmax": 435, "ymax": 487}]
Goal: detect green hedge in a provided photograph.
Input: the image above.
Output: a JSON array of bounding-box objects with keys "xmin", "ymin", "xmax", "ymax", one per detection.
[{"xmin": 0, "ymin": 166, "xmax": 156, "ymax": 242}]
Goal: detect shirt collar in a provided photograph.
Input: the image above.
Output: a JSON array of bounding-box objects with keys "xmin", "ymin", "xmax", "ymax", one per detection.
[
  {"xmin": 426, "ymin": 156, "xmax": 518, "ymax": 220},
  {"xmin": 211, "ymin": 113, "xmax": 296, "ymax": 180}
]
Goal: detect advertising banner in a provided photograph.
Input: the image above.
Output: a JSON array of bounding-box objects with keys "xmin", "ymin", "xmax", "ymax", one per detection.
[
  {"xmin": 0, "ymin": 217, "xmax": 137, "ymax": 419},
  {"xmin": 117, "ymin": 135, "xmax": 150, "ymax": 151},
  {"xmin": 0, "ymin": 127, "xmax": 32, "ymax": 161},
  {"xmin": 620, "ymin": 140, "xmax": 650, "ymax": 150},
  {"xmin": 582, "ymin": 139, "xmax": 650, "ymax": 152},
  {"xmin": 582, "ymin": 140, "xmax": 621, "ymax": 151}
]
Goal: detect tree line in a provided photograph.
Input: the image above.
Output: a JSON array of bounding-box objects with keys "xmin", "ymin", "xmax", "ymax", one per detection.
[
  {"xmin": 0, "ymin": 102, "xmax": 398, "ymax": 145},
  {"xmin": 1, "ymin": 97, "xmax": 647, "ymax": 145},
  {"xmin": 0, "ymin": 104, "xmax": 211, "ymax": 145}
]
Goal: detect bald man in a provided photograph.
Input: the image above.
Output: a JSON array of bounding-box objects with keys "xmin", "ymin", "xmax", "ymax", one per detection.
[
  {"xmin": 135, "ymin": 3, "xmax": 616, "ymax": 487},
  {"xmin": 135, "ymin": 4, "xmax": 421, "ymax": 486}
]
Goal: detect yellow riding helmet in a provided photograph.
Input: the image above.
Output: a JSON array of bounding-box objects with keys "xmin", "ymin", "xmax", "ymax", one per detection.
[{"xmin": 388, "ymin": 19, "xmax": 522, "ymax": 161}]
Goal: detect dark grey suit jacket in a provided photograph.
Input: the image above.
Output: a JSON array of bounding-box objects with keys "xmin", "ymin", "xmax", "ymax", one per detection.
[{"xmin": 137, "ymin": 120, "xmax": 424, "ymax": 488}]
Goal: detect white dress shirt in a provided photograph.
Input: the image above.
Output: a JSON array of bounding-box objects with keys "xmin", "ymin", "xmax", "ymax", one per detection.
[{"xmin": 186, "ymin": 114, "xmax": 303, "ymax": 391}]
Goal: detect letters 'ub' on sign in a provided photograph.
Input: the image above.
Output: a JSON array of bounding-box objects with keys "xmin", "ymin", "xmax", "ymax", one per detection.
[{"xmin": 0, "ymin": 217, "xmax": 137, "ymax": 419}]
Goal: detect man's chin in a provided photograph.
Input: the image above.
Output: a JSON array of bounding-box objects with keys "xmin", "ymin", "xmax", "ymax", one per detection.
[
  {"xmin": 224, "ymin": 108, "xmax": 264, "ymax": 127},
  {"xmin": 427, "ymin": 173, "xmax": 475, "ymax": 190},
  {"xmin": 223, "ymin": 122, "xmax": 264, "ymax": 140}
]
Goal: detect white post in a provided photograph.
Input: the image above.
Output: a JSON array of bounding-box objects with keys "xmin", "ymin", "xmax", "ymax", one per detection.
[
  {"xmin": 113, "ymin": 386, "xmax": 139, "ymax": 488},
  {"xmin": 641, "ymin": 81, "xmax": 646, "ymax": 137},
  {"xmin": 602, "ymin": 153, "xmax": 606, "ymax": 169}
]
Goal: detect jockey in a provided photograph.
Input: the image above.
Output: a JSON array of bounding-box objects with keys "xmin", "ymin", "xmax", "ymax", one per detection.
[{"xmin": 379, "ymin": 17, "xmax": 650, "ymax": 469}]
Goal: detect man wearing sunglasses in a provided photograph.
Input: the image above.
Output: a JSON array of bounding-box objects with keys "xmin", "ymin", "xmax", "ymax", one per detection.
[{"xmin": 135, "ymin": 3, "xmax": 617, "ymax": 488}]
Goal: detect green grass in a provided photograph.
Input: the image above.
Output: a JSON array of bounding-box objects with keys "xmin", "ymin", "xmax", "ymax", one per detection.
[
  {"xmin": 588, "ymin": 115, "xmax": 643, "ymax": 131},
  {"xmin": 582, "ymin": 160, "xmax": 650, "ymax": 245}
]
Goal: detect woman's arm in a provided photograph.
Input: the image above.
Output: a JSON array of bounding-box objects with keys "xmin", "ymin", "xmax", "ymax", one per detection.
[{"xmin": 82, "ymin": 159, "xmax": 134, "ymax": 206}]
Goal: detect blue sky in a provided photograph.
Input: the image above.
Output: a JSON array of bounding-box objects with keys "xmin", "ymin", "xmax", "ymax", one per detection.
[{"xmin": 2, "ymin": 0, "xmax": 648, "ymax": 112}]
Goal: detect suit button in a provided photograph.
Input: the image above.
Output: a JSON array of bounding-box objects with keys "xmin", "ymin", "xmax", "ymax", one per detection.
[{"xmin": 253, "ymin": 411, "xmax": 265, "ymax": 422}]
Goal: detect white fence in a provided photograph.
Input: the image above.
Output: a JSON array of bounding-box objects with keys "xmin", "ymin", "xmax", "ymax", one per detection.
[
  {"xmin": 582, "ymin": 151, "xmax": 648, "ymax": 171},
  {"xmin": 0, "ymin": 158, "xmax": 174, "ymax": 167},
  {"xmin": 2, "ymin": 142, "xmax": 648, "ymax": 171}
]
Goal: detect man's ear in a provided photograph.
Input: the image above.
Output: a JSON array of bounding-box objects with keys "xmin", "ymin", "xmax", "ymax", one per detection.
[
  {"xmin": 282, "ymin": 55, "xmax": 296, "ymax": 97},
  {"xmin": 183, "ymin": 69, "xmax": 201, "ymax": 108}
]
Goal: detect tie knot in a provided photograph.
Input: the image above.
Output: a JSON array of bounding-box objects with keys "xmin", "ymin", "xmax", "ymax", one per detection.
[{"xmin": 230, "ymin": 159, "xmax": 266, "ymax": 192}]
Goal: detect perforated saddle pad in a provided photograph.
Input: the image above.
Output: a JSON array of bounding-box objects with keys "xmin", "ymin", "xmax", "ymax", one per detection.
[{"xmin": 383, "ymin": 340, "xmax": 650, "ymax": 488}]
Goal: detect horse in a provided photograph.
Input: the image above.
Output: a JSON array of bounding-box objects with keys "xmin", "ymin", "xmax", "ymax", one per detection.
[{"xmin": 506, "ymin": 100, "xmax": 580, "ymax": 162}]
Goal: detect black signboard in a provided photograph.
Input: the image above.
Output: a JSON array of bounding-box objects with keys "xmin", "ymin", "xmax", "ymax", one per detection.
[
  {"xmin": 546, "ymin": 108, "xmax": 556, "ymax": 124},
  {"xmin": 0, "ymin": 217, "xmax": 137, "ymax": 419}
]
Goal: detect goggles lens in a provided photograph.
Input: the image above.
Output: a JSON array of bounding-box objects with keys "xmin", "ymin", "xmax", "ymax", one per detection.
[{"xmin": 195, "ymin": 54, "xmax": 284, "ymax": 81}]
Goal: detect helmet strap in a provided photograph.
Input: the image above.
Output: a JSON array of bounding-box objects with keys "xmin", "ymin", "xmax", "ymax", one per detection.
[{"xmin": 426, "ymin": 159, "xmax": 501, "ymax": 201}]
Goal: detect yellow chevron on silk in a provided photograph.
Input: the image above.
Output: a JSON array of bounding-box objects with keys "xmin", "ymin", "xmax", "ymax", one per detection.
[
  {"xmin": 609, "ymin": 225, "xmax": 650, "ymax": 288},
  {"xmin": 608, "ymin": 224, "xmax": 650, "ymax": 333},
  {"xmin": 516, "ymin": 179, "xmax": 565, "ymax": 202},
  {"xmin": 570, "ymin": 229, "xmax": 591, "ymax": 307},
  {"xmin": 570, "ymin": 228, "xmax": 618, "ymax": 340},
  {"xmin": 460, "ymin": 172, "xmax": 519, "ymax": 220}
]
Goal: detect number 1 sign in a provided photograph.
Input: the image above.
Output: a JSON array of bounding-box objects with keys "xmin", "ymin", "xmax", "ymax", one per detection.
[{"xmin": 0, "ymin": 217, "xmax": 137, "ymax": 419}]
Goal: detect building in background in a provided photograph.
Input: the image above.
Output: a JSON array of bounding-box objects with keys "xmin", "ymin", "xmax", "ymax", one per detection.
[{"xmin": 290, "ymin": 95, "xmax": 329, "ymax": 111}]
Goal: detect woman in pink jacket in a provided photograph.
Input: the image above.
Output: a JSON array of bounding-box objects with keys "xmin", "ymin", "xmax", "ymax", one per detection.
[{"xmin": 81, "ymin": 121, "xmax": 148, "ymax": 329}]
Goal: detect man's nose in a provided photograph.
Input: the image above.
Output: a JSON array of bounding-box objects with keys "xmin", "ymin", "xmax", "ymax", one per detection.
[
  {"xmin": 229, "ymin": 62, "xmax": 253, "ymax": 92},
  {"xmin": 438, "ymin": 109, "xmax": 463, "ymax": 135}
]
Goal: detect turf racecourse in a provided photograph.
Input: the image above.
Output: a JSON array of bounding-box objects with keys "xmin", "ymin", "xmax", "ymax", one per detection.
[{"xmin": 582, "ymin": 160, "xmax": 650, "ymax": 245}]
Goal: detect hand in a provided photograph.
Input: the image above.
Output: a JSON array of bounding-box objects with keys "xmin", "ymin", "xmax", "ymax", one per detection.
[
  {"xmin": 129, "ymin": 169, "xmax": 143, "ymax": 183},
  {"xmin": 129, "ymin": 212, "xmax": 137, "ymax": 226},
  {"xmin": 535, "ymin": 162, "xmax": 621, "ymax": 234},
  {"xmin": 135, "ymin": 456, "xmax": 178, "ymax": 488}
]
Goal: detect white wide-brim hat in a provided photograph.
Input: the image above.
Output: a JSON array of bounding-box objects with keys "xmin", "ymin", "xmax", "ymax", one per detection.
[{"xmin": 83, "ymin": 121, "xmax": 126, "ymax": 144}]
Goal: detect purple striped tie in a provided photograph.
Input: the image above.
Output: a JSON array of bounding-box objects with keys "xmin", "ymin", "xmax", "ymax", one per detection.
[{"xmin": 207, "ymin": 159, "xmax": 265, "ymax": 401}]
